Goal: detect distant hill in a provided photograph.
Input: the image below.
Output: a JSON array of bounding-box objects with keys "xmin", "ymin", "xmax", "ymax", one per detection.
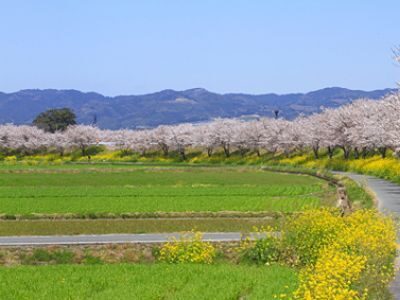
[{"xmin": 0, "ymin": 87, "xmax": 396, "ymax": 129}]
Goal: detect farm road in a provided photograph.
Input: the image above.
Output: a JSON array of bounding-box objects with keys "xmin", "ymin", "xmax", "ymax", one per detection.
[
  {"xmin": 337, "ymin": 172, "xmax": 400, "ymax": 213},
  {"xmin": 0, "ymin": 232, "xmax": 252, "ymax": 246}
]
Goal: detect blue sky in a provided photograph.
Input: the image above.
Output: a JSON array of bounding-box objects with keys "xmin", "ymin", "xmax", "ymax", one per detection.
[{"xmin": 0, "ymin": 0, "xmax": 398, "ymax": 95}]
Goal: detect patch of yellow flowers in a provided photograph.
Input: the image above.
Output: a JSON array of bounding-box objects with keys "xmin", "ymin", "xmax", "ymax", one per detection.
[
  {"xmin": 280, "ymin": 155, "xmax": 310, "ymax": 166},
  {"xmin": 157, "ymin": 231, "xmax": 216, "ymax": 264},
  {"xmin": 347, "ymin": 156, "xmax": 400, "ymax": 179},
  {"xmin": 289, "ymin": 209, "xmax": 397, "ymax": 299},
  {"xmin": 279, "ymin": 153, "xmax": 400, "ymax": 182},
  {"xmin": 294, "ymin": 247, "xmax": 368, "ymax": 300}
]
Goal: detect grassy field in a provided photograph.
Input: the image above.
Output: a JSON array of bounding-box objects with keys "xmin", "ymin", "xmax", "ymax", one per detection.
[
  {"xmin": 0, "ymin": 263, "xmax": 297, "ymax": 299},
  {"xmin": 0, "ymin": 164, "xmax": 333, "ymax": 215}
]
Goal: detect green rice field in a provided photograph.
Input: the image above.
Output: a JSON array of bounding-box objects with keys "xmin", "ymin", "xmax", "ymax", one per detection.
[
  {"xmin": 0, "ymin": 164, "xmax": 334, "ymax": 215},
  {"xmin": 0, "ymin": 263, "xmax": 297, "ymax": 299}
]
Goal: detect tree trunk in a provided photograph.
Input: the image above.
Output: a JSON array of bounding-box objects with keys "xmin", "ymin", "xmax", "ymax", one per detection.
[
  {"xmin": 160, "ymin": 144, "xmax": 169, "ymax": 157},
  {"xmin": 223, "ymin": 144, "xmax": 230, "ymax": 157},
  {"xmin": 284, "ymin": 149, "xmax": 290, "ymax": 158},
  {"xmin": 312, "ymin": 146, "xmax": 319, "ymax": 159},
  {"xmin": 328, "ymin": 146, "xmax": 334, "ymax": 159},
  {"xmin": 179, "ymin": 148, "xmax": 186, "ymax": 160},
  {"xmin": 207, "ymin": 147, "xmax": 213, "ymax": 157},
  {"xmin": 342, "ymin": 147, "xmax": 351, "ymax": 160},
  {"xmin": 354, "ymin": 147, "xmax": 360, "ymax": 159},
  {"xmin": 378, "ymin": 147, "xmax": 387, "ymax": 158},
  {"xmin": 362, "ymin": 147, "xmax": 368, "ymax": 159},
  {"xmin": 239, "ymin": 147, "xmax": 246, "ymax": 157}
]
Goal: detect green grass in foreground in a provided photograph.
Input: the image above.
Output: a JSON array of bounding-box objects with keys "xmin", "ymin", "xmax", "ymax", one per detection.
[
  {"xmin": 0, "ymin": 218, "xmax": 276, "ymax": 236},
  {"xmin": 0, "ymin": 263, "xmax": 297, "ymax": 300},
  {"xmin": 0, "ymin": 165, "xmax": 333, "ymax": 214}
]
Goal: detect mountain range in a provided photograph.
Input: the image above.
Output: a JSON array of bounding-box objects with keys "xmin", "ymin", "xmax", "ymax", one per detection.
[{"xmin": 0, "ymin": 87, "xmax": 396, "ymax": 129}]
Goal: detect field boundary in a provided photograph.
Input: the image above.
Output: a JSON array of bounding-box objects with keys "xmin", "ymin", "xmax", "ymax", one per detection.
[{"xmin": 0, "ymin": 211, "xmax": 286, "ymax": 221}]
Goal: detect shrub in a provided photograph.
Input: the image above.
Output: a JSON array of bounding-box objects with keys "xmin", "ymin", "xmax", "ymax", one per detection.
[
  {"xmin": 82, "ymin": 254, "xmax": 103, "ymax": 265},
  {"xmin": 51, "ymin": 250, "xmax": 75, "ymax": 264},
  {"xmin": 4, "ymin": 155, "xmax": 17, "ymax": 165},
  {"xmin": 22, "ymin": 249, "xmax": 75, "ymax": 265},
  {"xmin": 27, "ymin": 249, "xmax": 53, "ymax": 263},
  {"xmin": 3, "ymin": 214, "xmax": 17, "ymax": 220},
  {"xmin": 239, "ymin": 227, "xmax": 280, "ymax": 265},
  {"xmin": 157, "ymin": 231, "xmax": 216, "ymax": 264},
  {"xmin": 282, "ymin": 208, "xmax": 344, "ymax": 266}
]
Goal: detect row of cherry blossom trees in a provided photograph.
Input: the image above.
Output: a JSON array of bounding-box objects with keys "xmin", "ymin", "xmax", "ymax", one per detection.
[{"xmin": 0, "ymin": 92, "xmax": 400, "ymax": 160}]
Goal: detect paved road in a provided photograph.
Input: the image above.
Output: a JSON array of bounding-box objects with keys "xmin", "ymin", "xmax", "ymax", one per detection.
[
  {"xmin": 336, "ymin": 172, "xmax": 400, "ymax": 299},
  {"xmin": 0, "ymin": 232, "xmax": 252, "ymax": 246},
  {"xmin": 336, "ymin": 172, "xmax": 400, "ymax": 213}
]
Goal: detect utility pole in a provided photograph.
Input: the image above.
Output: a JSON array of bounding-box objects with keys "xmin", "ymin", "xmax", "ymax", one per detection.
[{"xmin": 93, "ymin": 114, "xmax": 97, "ymax": 126}]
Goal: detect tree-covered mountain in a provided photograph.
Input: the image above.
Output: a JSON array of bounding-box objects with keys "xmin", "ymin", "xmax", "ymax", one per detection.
[{"xmin": 0, "ymin": 87, "xmax": 396, "ymax": 129}]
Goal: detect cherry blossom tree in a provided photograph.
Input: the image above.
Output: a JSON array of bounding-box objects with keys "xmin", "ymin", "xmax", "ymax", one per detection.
[
  {"xmin": 48, "ymin": 131, "xmax": 69, "ymax": 156},
  {"xmin": 299, "ymin": 114, "xmax": 328, "ymax": 159},
  {"xmin": 64, "ymin": 125, "xmax": 100, "ymax": 156},
  {"xmin": 130, "ymin": 130, "xmax": 152, "ymax": 155},
  {"xmin": 106, "ymin": 130, "xmax": 134, "ymax": 154},
  {"xmin": 192, "ymin": 124, "xmax": 219, "ymax": 157},
  {"xmin": 0, "ymin": 125, "xmax": 49, "ymax": 154},
  {"xmin": 242, "ymin": 120, "xmax": 265, "ymax": 156},
  {"xmin": 211, "ymin": 119, "xmax": 238, "ymax": 157},
  {"xmin": 168, "ymin": 124, "xmax": 194, "ymax": 160},
  {"xmin": 232, "ymin": 121, "xmax": 251, "ymax": 157},
  {"xmin": 150, "ymin": 126, "xmax": 172, "ymax": 157}
]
